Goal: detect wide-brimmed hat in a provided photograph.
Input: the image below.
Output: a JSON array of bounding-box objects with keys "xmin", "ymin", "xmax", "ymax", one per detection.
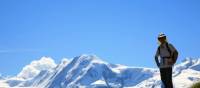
[{"xmin": 158, "ymin": 33, "xmax": 166, "ymax": 38}]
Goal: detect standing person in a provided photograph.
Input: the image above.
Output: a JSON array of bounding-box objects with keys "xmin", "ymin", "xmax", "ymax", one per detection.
[{"xmin": 155, "ymin": 33, "xmax": 178, "ymax": 88}]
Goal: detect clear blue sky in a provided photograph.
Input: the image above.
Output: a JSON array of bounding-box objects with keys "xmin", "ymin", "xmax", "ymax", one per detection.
[{"xmin": 0, "ymin": 0, "xmax": 200, "ymax": 76}]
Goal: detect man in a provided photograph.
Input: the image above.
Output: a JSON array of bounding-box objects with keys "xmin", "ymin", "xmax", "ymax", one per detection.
[{"xmin": 155, "ymin": 33, "xmax": 178, "ymax": 88}]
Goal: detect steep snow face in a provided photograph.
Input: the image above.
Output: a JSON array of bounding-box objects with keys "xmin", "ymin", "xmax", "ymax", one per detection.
[{"xmin": 44, "ymin": 54, "xmax": 110, "ymax": 88}]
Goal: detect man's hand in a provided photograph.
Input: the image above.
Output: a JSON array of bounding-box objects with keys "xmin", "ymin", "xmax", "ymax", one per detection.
[
  {"xmin": 168, "ymin": 59, "xmax": 175, "ymax": 65},
  {"xmin": 155, "ymin": 56, "xmax": 160, "ymax": 67},
  {"xmin": 156, "ymin": 63, "xmax": 160, "ymax": 67}
]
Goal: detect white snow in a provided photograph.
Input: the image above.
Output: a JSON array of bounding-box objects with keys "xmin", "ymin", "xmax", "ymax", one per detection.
[
  {"xmin": 0, "ymin": 80, "xmax": 10, "ymax": 88},
  {"xmin": 17, "ymin": 57, "xmax": 57, "ymax": 80}
]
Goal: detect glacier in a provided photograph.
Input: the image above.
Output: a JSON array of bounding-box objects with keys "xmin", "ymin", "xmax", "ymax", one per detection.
[{"xmin": 0, "ymin": 54, "xmax": 200, "ymax": 88}]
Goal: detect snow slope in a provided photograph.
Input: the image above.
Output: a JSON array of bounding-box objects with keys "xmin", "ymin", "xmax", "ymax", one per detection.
[{"xmin": 0, "ymin": 55, "xmax": 200, "ymax": 88}]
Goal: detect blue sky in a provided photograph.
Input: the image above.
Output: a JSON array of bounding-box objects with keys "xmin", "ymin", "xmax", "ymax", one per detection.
[{"xmin": 0, "ymin": 0, "xmax": 200, "ymax": 76}]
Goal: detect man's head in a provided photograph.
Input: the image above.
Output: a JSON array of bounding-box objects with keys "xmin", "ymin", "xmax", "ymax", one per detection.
[{"xmin": 158, "ymin": 33, "xmax": 167, "ymax": 44}]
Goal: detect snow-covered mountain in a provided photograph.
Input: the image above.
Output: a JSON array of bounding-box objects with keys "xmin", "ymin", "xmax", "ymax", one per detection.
[{"xmin": 0, "ymin": 55, "xmax": 200, "ymax": 88}]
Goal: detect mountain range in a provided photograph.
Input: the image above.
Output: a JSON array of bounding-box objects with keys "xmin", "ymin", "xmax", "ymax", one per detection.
[{"xmin": 0, "ymin": 54, "xmax": 200, "ymax": 88}]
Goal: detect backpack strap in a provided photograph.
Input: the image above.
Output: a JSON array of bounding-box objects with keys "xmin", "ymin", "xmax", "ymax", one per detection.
[
  {"xmin": 158, "ymin": 46, "xmax": 161, "ymax": 56},
  {"xmin": 166, "ymin": 42, "xmax": 172, "ymax": 57}
]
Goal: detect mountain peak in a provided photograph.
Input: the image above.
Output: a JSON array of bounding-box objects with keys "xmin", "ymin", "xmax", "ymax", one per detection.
[
  {"xmin": 17, "ymin": 57, "xmax": 57, "ymax": 80},
  {"xmin": 73, "ymin": 54, "xmax": 107, "ymax": 65}
]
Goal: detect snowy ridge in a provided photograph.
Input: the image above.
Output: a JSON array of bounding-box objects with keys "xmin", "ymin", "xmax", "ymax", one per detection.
[{"xmin": 0, "ymin": 55, "xmax": 200, "ymax": 88}]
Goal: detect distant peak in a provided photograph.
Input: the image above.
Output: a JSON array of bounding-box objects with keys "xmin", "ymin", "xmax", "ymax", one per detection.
[
  {"xmin": 180, "ymin": 57, "xmax": 200, "ymax": 66},
  {"xmin": 174, "ymin": 58, "xmax": 200, "ymax": 73},
  {"xmin": 181, "ymin": 57, "xmax": 193, "ymax": 63},
  {"xmin": 61, "ymin": 58, "xmax": 70, "ymax": 65},
  {"xmin": 76, "ymin": 54, "xmax": 102, "ymax": 62}
]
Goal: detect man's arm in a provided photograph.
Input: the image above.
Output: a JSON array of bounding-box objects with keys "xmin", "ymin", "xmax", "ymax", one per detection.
[
  {"xmin": 172, "ymin": 49, "xmax": 178, "ymax": 63},
  {"xmin": 155, "ymin": 48, "xmax": 160, "ymax": 67},
  {"xmin": 169, "ymin": 44, "xmax": 179, "ymax": 63}
]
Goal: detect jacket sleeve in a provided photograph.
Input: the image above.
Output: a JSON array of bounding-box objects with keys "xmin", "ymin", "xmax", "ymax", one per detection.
[
  {"xmin": 169, "ymin": 44, "xmax": 179, "ymax": 63},
  {"xmin": 155, "ymin": 48, "xmax": 160, "ymax": 67}
]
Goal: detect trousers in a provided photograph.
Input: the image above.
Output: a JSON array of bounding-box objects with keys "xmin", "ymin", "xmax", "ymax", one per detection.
[{"xmin": 160, "ymin": 67, "xmax": 173, "ymax": 88}]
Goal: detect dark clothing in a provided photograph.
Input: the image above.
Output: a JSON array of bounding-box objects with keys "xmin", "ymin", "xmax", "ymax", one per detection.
[{"xmin": 160, "ymin": 67, "xmax": 173, "ymax": 88}]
